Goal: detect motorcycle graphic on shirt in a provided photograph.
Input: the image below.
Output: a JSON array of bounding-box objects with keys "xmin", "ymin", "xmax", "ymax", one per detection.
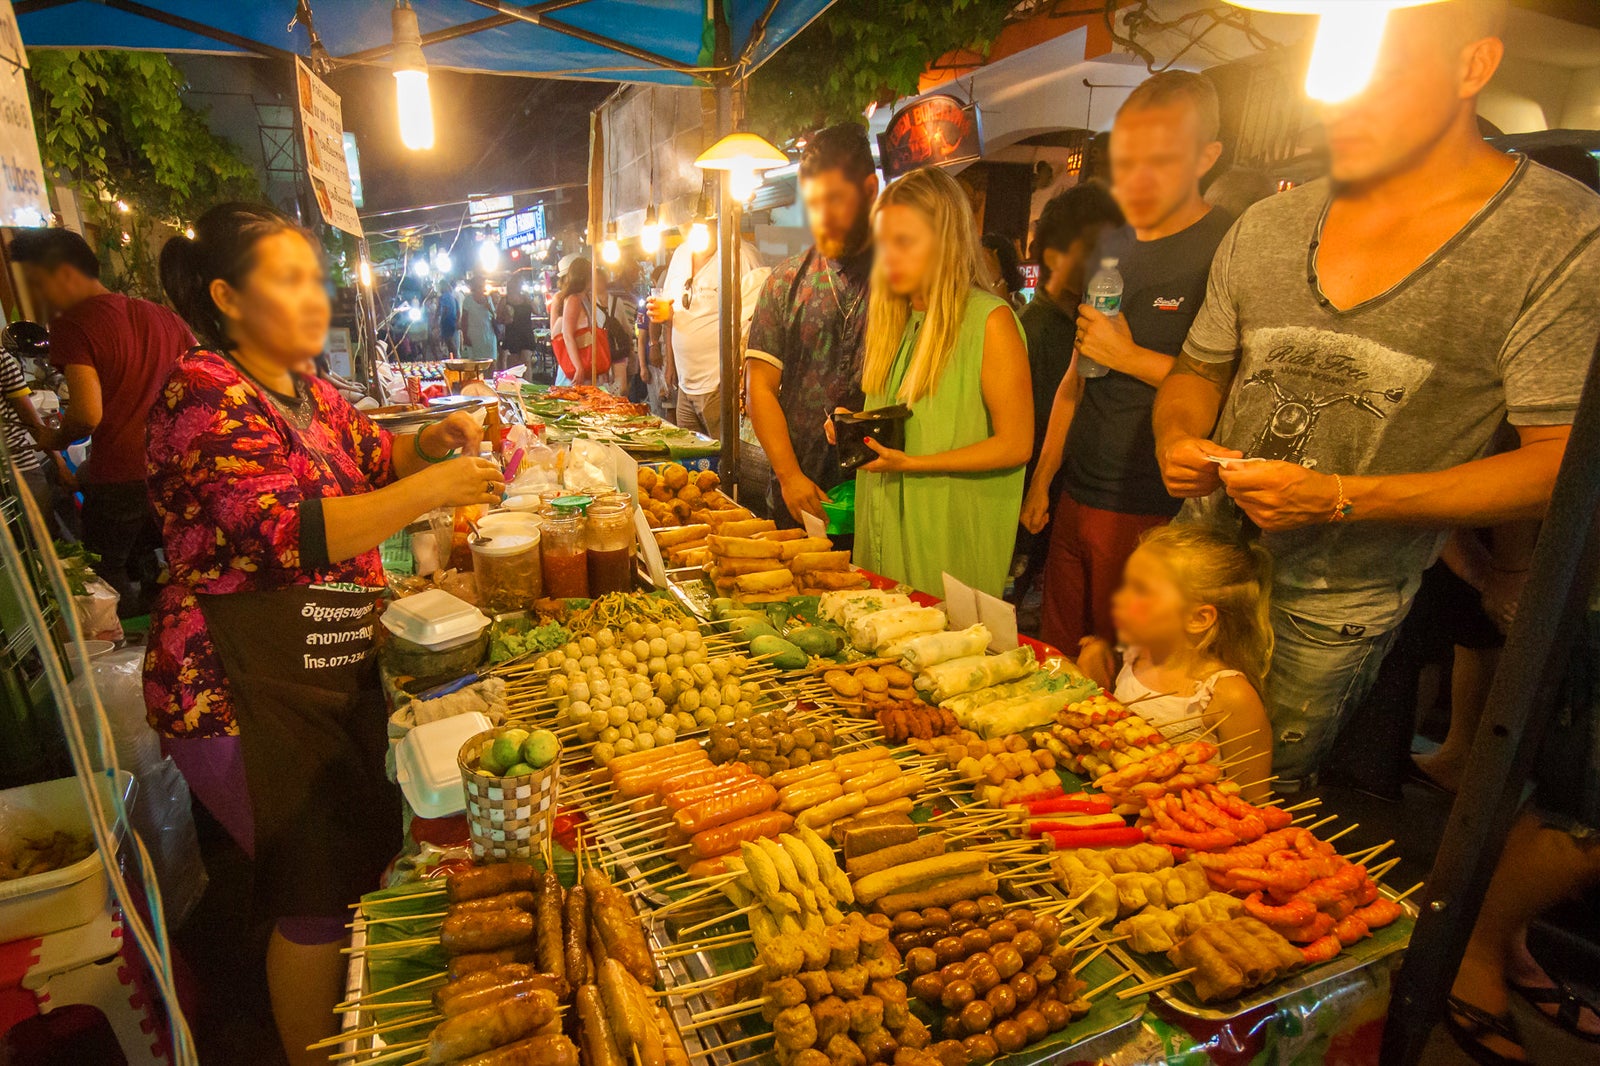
[
  {"xmin": 1240, "ymin": 368, "xmax": 1408, "ymax": 465},
  {"xmin": 1217, "ymin": 326, "xmax": 1434, "ymax": 472}
]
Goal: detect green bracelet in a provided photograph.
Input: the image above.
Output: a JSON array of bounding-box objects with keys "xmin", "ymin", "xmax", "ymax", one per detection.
[{"xmin": 414, "ymin": 430, "xmax": 458, "ymax": 464}]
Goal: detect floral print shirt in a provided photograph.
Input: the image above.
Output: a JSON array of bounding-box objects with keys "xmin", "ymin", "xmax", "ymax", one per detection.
[{"xmin": 143, "ymin": 348, "xmax": 396, "ymax": 738}]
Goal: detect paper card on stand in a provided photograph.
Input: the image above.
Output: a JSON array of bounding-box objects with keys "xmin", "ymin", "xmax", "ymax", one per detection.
[
  {"xmin": 633, "ymin": 505, "xmax": 668, "ymax": 588},
  {"xmin": 941, "ymin": 573, "xmax": 980, "ymax": 630},
  {"xmin": 610, "ymin": 444, "xmax": 639, "ymax": 499},
  {"xmin": 802, "ymin": 510, "xmax": 827, "ymax": 539},
  {"xmin": 976, "ymin": 591, "xmax": 1019, "ymax": 652}
]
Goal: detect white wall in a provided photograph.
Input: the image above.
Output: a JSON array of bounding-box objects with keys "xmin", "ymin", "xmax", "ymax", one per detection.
[{"xmin": 1481, "ymin": 56, "xmax": 1575, "ymax": 134}]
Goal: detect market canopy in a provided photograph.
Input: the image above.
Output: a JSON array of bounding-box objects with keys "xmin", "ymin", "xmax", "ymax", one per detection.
[{"xmin": 16, "ymin": 0, "xmax": 831, "ymax": 85}]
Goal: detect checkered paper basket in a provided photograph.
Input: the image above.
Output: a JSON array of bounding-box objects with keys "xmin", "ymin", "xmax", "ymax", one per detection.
[{"xmin": 457, "ymin": 727, "xmax": 561, "ymax": 862}]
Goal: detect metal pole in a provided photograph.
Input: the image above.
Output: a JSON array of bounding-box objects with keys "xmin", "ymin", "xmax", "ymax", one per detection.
[
  {"xmin": 715, "ymin": 77, "xmax": 738, "ymax": 481},
  {"xmin": 1380, "ymin": 332, "xmax": 1600, "ymax": 1064}
]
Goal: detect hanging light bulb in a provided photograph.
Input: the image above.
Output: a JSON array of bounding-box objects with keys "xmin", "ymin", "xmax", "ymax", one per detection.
[
  {"xmin": 686, "ymin": 219, "xmax": 711, "ymax": 254},
  {"xmin": 478, "ymin": 241, "xmax": 500, "ymax": 272},
  {"xmin": 434, "ymin": 250, "xmax": 452, "ymax": 274},
  {"xmin": 358, "ymin": 258, "xmax": 373, "ymax": 288},
  {"xmin": 695, "ymin": 132, "xmax": 789, "ymax": 205},
  {"xmin": 412, "ymin": 256, "xmax": 431, "ymax": 278},
  {"xmin": 601, "ymin": 221, "xmax": 621, "ymax": 265},
  {"xmin": 1221, "ymin": 0, "xmax": 1446, "ymax": 104},
  {"xmin": 183, "ymin": 225, "xmax": 195, "ymax": 239},
  {"xmin": 391, "ymin": 2, "xmax": 435, "ymax": 150},
  {"xmin": 640, "ymin": 204, "xmax": 662, "ymax": 255}
]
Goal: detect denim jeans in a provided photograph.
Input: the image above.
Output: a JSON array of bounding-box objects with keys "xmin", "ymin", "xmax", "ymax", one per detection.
[{"xmin": 1265, "ymin": 606, "xmax": 1401, "ymax": 785}]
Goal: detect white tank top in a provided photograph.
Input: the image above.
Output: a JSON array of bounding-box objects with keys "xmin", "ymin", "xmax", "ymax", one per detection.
[{"xmin": 1112, "ymin": 647, "xmax": 1241, "ymax": 740}]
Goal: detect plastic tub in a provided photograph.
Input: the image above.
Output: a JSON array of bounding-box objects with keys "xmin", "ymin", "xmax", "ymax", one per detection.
[
  {"xmin": 395, "ymin": 712, "xmax": 493, "ymax": 818},
  {"xmin": 380, "ymin": 589, "xmax": 489, "ymax": 650},
  {"xmin": 470, "ymin": 514, "xmax": 543, "ymax": 612},
  {"xmin": 0, "ymin": 771, "xmax": 133, "ymax": 940}
]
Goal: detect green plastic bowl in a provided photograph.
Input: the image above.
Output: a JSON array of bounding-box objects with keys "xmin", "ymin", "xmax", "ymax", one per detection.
[{"xmin": 821, "ymin": 479, "xmax": 857, "ymax": 536}]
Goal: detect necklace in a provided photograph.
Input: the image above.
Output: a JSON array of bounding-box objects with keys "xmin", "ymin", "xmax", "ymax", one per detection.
[
  {"xmin": 822, "ymin": 251, "xmax": 867, "ymax": 325},
  {"xmin": 227, "ymin": 352, "xmax": 315, "ymax": 430}
]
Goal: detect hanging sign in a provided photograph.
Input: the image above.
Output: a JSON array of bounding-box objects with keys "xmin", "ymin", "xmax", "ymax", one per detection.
[
  {"xmin": 295, "ymin": 58, "xmax": 363, "ymax": 236},
  {"xmin": 500, "ymin": 205, "xmax": 547, "ymax": 250},
  {"xmin": 877, "ymin": 95, "xmax": 983, "ymax": 180},
  {"xmin": 0, "ymin": 1, "xmax": 48, "ymax": 228}
]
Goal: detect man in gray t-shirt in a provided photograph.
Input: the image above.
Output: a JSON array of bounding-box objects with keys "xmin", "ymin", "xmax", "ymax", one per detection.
[{"xmin": 1152, "ymin": 3, "xmax": 1600, "ymax": 783}]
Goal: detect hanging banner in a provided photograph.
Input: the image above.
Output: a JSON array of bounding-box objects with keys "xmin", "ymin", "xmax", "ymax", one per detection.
[
  {"xmin": 877, "ymin": 94, "xmax": 984, "ymax": 180},
  {"xmin": 0, "ymin": 0, "xmax": 48, "ymax": 227},
  {"xmin": 295, "ymin": 58, "xmax": 363, "ymax": 237}
]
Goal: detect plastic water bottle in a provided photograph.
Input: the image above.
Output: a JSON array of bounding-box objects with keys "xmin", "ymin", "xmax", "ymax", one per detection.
[{"xmin": 1079, "ymin": 257, "xmax": 1124, "ymax": 379}]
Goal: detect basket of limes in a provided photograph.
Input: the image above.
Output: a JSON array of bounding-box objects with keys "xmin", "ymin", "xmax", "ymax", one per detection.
[{"xmin": 458, "ymin": 726, "xmax": 561, "ymax": 862}]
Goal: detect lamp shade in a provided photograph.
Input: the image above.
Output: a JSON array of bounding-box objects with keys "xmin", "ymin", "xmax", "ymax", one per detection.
[{"xmin": 694, "ymin": 133, "xmax": 788, "ymax": 172}]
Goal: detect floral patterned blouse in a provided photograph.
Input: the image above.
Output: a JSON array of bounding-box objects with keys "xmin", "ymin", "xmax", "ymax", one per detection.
[{"xmin": 143, "ymin": 348, "xmax": 396, "ymax": 738}]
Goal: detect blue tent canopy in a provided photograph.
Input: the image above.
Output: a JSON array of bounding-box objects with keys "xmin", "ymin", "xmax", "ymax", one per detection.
[{"xmin": 17, "ymin": 0, "xmax": 830, "ymax": 85}]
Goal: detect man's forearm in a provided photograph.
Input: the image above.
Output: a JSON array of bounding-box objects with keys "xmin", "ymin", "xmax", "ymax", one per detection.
[
  {"xmin": 41, "ymin": 417, "xmax": 95, "ymax": 451},
  {"xmin": 1027, "ymin": 387, "xmax": 1077, "ymax": 497},
  {"xmin": 745, "ymin": 382, "xmax": 802, "ymax": 481},
  {"xmin": 1119, "ymin": 345, "xmax": 1176, "ymax": 390},
  {"xmin": 1152, "ymin": 354, "xmax": 1229, "ymax": 450},
  {"xmin": 1346, "ymin": 437, "xmax": 1567, "ymax": 525}
]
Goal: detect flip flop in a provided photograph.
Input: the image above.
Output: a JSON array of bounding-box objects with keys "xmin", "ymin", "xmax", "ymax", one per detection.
[
  {"xmin": 1445, "ymin": 995, "xmax": 1526, "ymax": 1066},
  {"xmin": 1508, "ymin": 978, "xmax": 1600, "ymax": 1039}
]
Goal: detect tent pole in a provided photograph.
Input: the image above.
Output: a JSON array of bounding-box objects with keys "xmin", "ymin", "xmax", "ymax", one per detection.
[{"xmin": 715, "ymin": 76, "xmax": 738, "ymax": 483}]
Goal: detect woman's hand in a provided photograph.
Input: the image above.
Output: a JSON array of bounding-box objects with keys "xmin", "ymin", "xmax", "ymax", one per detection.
[
  {"xmin": 860, "ymin": 436, "xmax": 920, "ymax": 474},
  {"xmin": 824, "ymin": 407, "xmax": 847, "ymax": 447},
  {"xmin": 424, "ymin": 456, "xmax": 505, "ymax": 509},
  {"xmin": 421, "ymin": 412, "xmax": 484, "ymax": 458}
]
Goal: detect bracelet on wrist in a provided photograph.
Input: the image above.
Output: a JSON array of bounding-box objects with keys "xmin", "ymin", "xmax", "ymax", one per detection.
[
  {"xmin": 414, "ymin": 430, "xmax": 457, "ymax": 464},
  {"xmin": 1329, "ymin": 473, "xmax": 1354, "ymax": 522}
]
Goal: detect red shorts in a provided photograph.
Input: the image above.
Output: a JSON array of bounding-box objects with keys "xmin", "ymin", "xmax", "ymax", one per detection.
[{"xmin": 1039, "ymin": 494, "xmax": 1168, "ymax": 654}]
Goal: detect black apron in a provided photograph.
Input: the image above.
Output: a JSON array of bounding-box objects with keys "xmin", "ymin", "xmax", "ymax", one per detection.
[
  {"xmin": 200, "ymin": 584, "xmax": 401, "ymax": 919},
  {"xmin": 198, "ymin": 363, "xmax": 401, "ymax": 919}
]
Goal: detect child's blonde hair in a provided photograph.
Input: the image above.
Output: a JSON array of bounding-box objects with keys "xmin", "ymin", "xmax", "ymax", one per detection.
[{"xmin": 1136, "ymin": 524, "xmax": 1274, "ymax": 694}]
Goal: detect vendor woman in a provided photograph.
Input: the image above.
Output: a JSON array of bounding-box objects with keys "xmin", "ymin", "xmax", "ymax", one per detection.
[{"xmin": 147, "ymin": 202, "xmax": 505, "ymax": 1065}]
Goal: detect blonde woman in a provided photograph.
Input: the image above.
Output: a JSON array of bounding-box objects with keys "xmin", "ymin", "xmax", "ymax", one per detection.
[{"xmin": 831, "ymin": 167, "xmax": 1034, "ymax": 596}]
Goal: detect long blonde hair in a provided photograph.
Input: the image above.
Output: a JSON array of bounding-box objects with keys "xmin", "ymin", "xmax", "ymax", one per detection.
[
  {"xmin": 1136, "ymin": 524, "xmax": 1275, "ymax": 695},
  {"xmin": 862, "ymin": 167, "xmax": 981, "ymax": 405}
]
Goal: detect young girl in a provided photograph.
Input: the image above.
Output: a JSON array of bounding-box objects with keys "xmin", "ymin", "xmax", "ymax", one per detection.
[{"xmin": 1077, "ymin": 524, "xmax": 1276, "ymax": 802}]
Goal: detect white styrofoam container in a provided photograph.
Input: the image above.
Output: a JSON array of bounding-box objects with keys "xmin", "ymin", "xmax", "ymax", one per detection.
[
  {"xmin": 395, "ymin": 712, "xmax": 493, "ymax": 818},
  {"xmin": 380, "ymin": 589, "xmax": 490, "ymax": 650},
  {"xmin": 0, "ymin": 772, "xmax": 131, "ymax": 941}
]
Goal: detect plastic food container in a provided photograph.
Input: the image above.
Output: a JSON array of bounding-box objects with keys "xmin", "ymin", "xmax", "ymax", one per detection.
[
  {"xmin": 835, "ymin": 404, "xmax": 912, "ymax": 471},
  {"xmin": 380, "ymin": 589, "xmax": 490, "ymax": 650},
  {"xmin": 395, "ymin": 712, "xmax": 493, "ymax": 818},
  {"xmin": 821, "ymin": 478, "xmax": 858, "ymax": 536},
  {"xmin": 0, "ymin": 771, "xmax": 133, "ymax": 940},
  {"xmin": 471, "ymin": 514, "xmax": 543, "ymax": 612}
]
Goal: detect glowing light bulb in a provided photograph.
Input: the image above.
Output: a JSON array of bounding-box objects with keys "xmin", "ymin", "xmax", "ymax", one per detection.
[
  {"xmin": 687, "ymin": 221, "xmax": 711, "ymax": 254},
  {"xmin": 434, "ymin": 251, "xmax": 452, "ymax": 273},
  {"xmin": 640, "ymin": 205, "xmax": 662, "ymax": 255},
  {"xmin": 729, "ymin": 168, "xmax": 761, "ymax": 203},
  {"xmin": 412, "ymin": 257, "xmax": 430, "ymax": 278},
  {"xmin": 394, "ymin": 70, "xmax": 435, "ymax": 150},
  {"xmin": 358, "ymin": 259, "xmax": 373, "ymax": 287},
  {"xmin": 183, "ymin": 226, "xmax": 195, "ymax": 239},
  {"xmin": 115, "ymin": 200, "xmax": 129, "ymax": 213},
  {"xmin": 407, "ymin": 304, "xmax": 422, "ymax": 323},
  {"xmin": 601, "ymin": 239, "xmax": 620, "ymax": 264},
  {"xmin": 478, "ymin": 242, "xmax": 500, "ymax": 272},
  {"xmin": 1305, "ymin": 1, "xmax": 1390, "ymax": 103}
]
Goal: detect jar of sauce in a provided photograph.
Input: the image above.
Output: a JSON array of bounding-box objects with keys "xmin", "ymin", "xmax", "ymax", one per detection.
[
  {"xmin": 540, "ymin": 496, "xmax": 591, "ymax": 600},
  {"xmin": 584, "ymin": 495, "xmax": 635, "ymax": 595},
  {"xmin": 471, "ymin": 512, "xmax": 542, "ymax": 612}
]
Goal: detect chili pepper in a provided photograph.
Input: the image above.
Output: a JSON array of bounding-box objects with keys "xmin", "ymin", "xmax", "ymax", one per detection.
[{"xmin": 1045, "ymin": 826, "xmax": 1146, "ymax": 849}]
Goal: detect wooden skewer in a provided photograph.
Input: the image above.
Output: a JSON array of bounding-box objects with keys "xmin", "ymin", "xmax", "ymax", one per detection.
[
  {"xmin": 1070, "ymin": 941, "xmax": 1112, "ymax": 974},
  {"xmin": 327, "ymin": 1037, "xmax": 428, "ymax": 1063},
  {"xmin": 649, "ymin": 875, "xmax": 742, "ymax": 918},
  {"xmin": 1368, "ymin": 856, "xmax": 1402, "ymax": 881},
  {"xmin": 676, "ymin": 902, "xmax": 758, "ymax": 936},
  {"xmin": 657, "ymin": 930, "xmax": 753, "ymax": 959},
  {"xmin": 347, "ymin": 912, "xmax": 446, "ymax": 930},
  {"xmin": 686, "ymin": 1029, "xmax": 772, "ymax": 1059},
  {"xmin": 1083, "ymin": 971, "xmax": 1136, "ymax": 1000},
  {"xmin": 308, "ymin": 1012, "xmax": 437, "ymax": 1049},
  {"xmin": 1061, "ymin": 916, "xmax": 1104, "ymax": 951},
  {"xmin": 1005, "ymin": 873, "xmax": 1058, "ymax": 889},
  {"xmin": 335, "ymin": 972, "xmax": 447, "ymax": 1012},
  {"xmin": 1283, "ymin": 797, "xmax": 1322, "ymax": 813},
  {"xmin": 1393, "ymin": 880, "xmax": 1425, "ymax": 904},
  {"xmin": 1195, "ymin": 712, "xmax": 1232, "ymax": 740},
  {"xmin": 1323, "ymin": 822, "xmax": 1361, "ymax": 846},
  {"xmin": 1214, "ymin": 728, "xmax": 1261, "ymax": 749},
  {"xmin": 342, "ymin": 935, "xmax": 440, "ymax": 954},
  {"xmin": 688, "ymin": 997, "xmax": 764, "ymax": 1023},
  {"xmin": 1117, "ymin": 967, "xmax": 1197, "ymax": 999},
  {"xmin": 1235, "ymin": 774, "xmax": 1280, "ymax": 792},
  {"xmin": 1344, "ymin": 840, "xmax": 1394, "ymax": 864},
  {"xmin": 1063, "ymin": 874, "xmax": 1108, "ymax": 912},
  {"xmin": 665, "ymin": 963, "xmax": 763, "ymax": 997},
  {"xmin": 1302, "ymin": 814, "xmax": 1339, "ymax": 832}
]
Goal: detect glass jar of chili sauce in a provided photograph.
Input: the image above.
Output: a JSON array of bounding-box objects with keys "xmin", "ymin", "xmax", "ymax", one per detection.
[
  {"xmin": 540, "ymin": 497, "xmax": 591, "ymax": 599},
  {"xmin": 584, "ymin": 494, "xmax": 635, "ymax": 595}
]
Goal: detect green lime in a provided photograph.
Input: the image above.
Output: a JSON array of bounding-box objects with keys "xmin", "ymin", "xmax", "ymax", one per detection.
[
  {"xmin": 504, "ymin": 762, "xmax": 535, "ymax": 776},
  {"xmin": 521, "ymin": 729, "xmax": 559, "ymax": 769},
  {"xmin": 487, "ymin": 736, "xmax": 522, "ymax": 774}
]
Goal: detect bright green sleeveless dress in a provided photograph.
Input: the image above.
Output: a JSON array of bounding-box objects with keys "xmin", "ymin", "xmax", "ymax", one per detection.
[{"xmin": 854, "ymin": 289, "xmax": 1025, "ymax": 597}]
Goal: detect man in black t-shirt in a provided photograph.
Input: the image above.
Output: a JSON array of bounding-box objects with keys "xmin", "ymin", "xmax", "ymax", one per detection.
[{"xmin": 1022, "ymin": 71, "xmax": 1230, "ymax": 654}]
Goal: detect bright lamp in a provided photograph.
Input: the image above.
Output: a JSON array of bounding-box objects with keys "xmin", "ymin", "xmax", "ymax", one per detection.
[
  {"xmin": 1222, "ymin": 0, "xmax": 1448, "ymax": 104},
  {"xmin": 392, "ymin": 3, "xmax": 435, "ymax": 150},
  {"xmin": 640, "ymin": 205, "xmax": 662, "ymax": 255},
  {"xmin": 695, "ymin": 133, "xmax": 789, "ymax": 204}
]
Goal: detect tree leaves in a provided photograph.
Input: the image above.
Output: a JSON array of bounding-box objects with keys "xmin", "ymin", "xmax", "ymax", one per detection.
[
  {"xmin": 27, "ymin": 49, "xmax": 260, "ymax": 295},
  {"xmin": 746, "ymin": 0, "xmax": 1013, "ymax": 141}
]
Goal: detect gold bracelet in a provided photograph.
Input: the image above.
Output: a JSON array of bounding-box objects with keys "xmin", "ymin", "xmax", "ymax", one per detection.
[{"xmin": 1330, "ymin": 473, "xmax": 1353, "ymax": 522}]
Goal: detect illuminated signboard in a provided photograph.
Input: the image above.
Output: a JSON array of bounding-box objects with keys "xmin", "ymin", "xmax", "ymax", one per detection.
[
  {"xmin": 877, "ymin": 95, "xmax": 983, "ymax": 179},
  {"xmin": 499, "ymin": 204, "xmax": 548, "ymax": 249},
  {"xmin": 469, "ymin": 194, "xmax": 515, "ymax": 220}
]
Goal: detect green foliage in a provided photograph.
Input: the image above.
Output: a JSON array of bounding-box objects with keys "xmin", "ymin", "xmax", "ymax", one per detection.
[
  {"xmin": 28, "ymin": 50, "xmax": 259, "ymax": 296},
  {"xmin": 746, "ymin": 0, "xmax": 1015, "ymax": 141}
]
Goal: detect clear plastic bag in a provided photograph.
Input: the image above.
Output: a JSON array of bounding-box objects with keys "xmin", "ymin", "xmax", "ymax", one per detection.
[{"xmin": 130, "ymin": 756, "xmax": 209, "ymax": 928}]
